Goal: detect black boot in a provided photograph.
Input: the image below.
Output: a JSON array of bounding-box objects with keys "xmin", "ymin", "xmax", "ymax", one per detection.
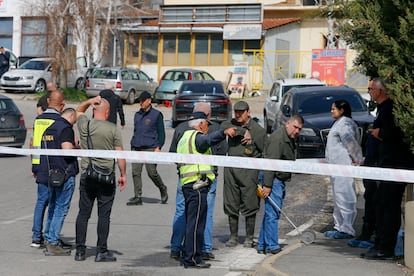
[
  {"xmin": 244, "ymin": 215, "xmax": 256, "ymax": 248},
  {"xmin": 160, "ymin": 185, "xmax": 168, "ymax": 204},
  {"xmin": 225, "ymin": 216, "xmax": 239, "ymax": 247}
]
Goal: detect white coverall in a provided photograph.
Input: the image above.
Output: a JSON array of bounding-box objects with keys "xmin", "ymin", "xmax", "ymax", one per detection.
[{"xmin": 325, "ymin": 116, "xmax": 363, "ymax": 236}]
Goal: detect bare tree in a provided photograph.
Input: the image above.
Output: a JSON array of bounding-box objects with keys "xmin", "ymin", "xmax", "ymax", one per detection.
[{"xmin": 23, "ymin": 0, "xmax": 145, "ymax": 88}]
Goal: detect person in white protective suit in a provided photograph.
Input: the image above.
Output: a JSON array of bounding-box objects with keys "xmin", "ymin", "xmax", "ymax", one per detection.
[{"xmin": 324, "ymin": 99, "xmax": 363, "ymax": 239}]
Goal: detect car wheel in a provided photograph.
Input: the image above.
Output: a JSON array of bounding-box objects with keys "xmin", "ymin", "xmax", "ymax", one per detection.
[
  {"xmin": 34, "ymin": 79, "xmax": 46, "ymax": 93},
  {"xmin": 126, "ymin": 90, "xmax": 135, "ymax": 105},
  {"xmin": 75, "ymin": 77, "xmax": 85, "ymax": 90}
]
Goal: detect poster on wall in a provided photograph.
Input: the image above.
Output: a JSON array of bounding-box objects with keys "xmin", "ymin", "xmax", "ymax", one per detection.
[
  {"xmin": 228, "ymin": 61, "xmax": 248, "ymax": 99},
  {"xmin": 311, "ymin": 49, "xmax": 346, "ymax": 86}
]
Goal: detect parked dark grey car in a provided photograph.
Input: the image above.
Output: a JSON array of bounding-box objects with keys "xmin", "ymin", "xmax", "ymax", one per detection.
[
  {"xmin": 272, "ymin": 86, "xmax": 375, "ymax": 158},
  {"xmin": 0, "ymin": 94, "xmax": 27, "ymax": 148},
  {"xmin": 171, "ymin": 80, "xmax": 231, "ymax": 127}
]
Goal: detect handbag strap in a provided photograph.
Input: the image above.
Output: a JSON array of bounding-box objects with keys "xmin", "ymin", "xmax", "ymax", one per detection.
[
  {"xmin": 86, "ymin": 121, "xmax": 115, "ymax": 170},
  {"xmin": 43, "ymin": 135, "xmax": 71, "ymax": 174},
  {"xmin": 43, "ymin": 138, "xmax": 51, "ymax": 172}
]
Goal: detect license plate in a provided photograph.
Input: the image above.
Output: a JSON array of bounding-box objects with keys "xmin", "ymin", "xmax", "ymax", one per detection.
[
  {"xmin": 0, "ymin": 136, "xmax": 14, "ymax": 142},
  {"xmin": 193, "ymin": 102, "xmax": 210, "ymax": 106}
]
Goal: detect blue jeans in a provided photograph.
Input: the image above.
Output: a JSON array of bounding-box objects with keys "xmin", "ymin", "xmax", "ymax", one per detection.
[
  {"xmin": 45, "ymin": 177, "xmax": 76, "ymax": 244},
  {"xmin": 170, "ymin": 178, "xmax": 217, "ymax": 253},
  {"xmin": 32, "ymin": 183, "xmax": 49, "ymax": 241},
  {"xmin": 257, "ymin": 178, "xmax": 285, "ymax": 252}
]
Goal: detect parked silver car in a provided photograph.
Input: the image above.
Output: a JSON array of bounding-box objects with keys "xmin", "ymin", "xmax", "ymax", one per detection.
[
  {"xmin": 154, "ymin": 68, "xmax": 215, "ymax": 103},
  {"xmin": 85, "ymin": 67, "xmax": 157, "ymax": 104}
]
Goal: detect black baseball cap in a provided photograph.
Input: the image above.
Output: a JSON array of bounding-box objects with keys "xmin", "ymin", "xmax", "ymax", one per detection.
[
  {"xmin": 138, "ymin": 91, "xmax": 152, "ymax": 101},
  {"xmin": 191, "ymin": 111, "xmax": 212, "ymax": 125}
]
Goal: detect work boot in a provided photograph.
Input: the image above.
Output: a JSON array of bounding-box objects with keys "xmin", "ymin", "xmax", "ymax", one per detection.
[
  {"xmin": 225, "ymin": 216, "xmax": 239, "ymax": 247},
  {"xmin": 44, "ymin": 242, "xmax": 71, "ymax": 256},
  {"xmin": 160, "ymin": 185, "xmax": 168, "ymax": 204},
  {"xmin": 126, "ymin": 197, "xmax": 142, "ymax": 206},
  {"xmin": 243, "ymin": 215, "xmax": 256, "ymax": 248}
]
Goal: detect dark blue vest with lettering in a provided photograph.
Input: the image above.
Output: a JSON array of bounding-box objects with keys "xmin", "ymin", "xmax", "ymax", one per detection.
[
  {"xmin": 36, "ymin": 117, "xmax": 79, "ymax": 184},
  {"xmin": 130, "ymin": 107, "xmax": 160, "ymax": 149}
]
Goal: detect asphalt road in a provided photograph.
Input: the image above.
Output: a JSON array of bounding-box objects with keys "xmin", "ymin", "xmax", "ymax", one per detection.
[{"xmin": 0, "ymin": 91, "xmax": 332, "ymax": 275}]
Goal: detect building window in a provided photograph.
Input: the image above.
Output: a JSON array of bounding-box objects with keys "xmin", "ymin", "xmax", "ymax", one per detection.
[
  {"xmin": 128, "ymin": 36, "xmax": 139, "ymax": 59},
  {"xmin": 21, "ymin": 17, "xmax": 49, "ymax": 56},
  {"xmin": 228, "ymin": 40, "xmax": 244, "ymax": 65},
  {"xmin": 142, "ymin": 35, "xmax": 158, "ymax": 63},
  {"xmin": 0, "ymin": 17, "xmax": 13, "ymax": 49},
  {"xmin": 195, "ymin": 34, "xmax": 208, "ymax": 65},
  {"xmin": 177, "ymin": 34, "xmax": 190, "ymax": 66},
  {"xmin": 161, "ymin": 4, "xmax": 262, "ymax": 24},
  {"xmin": 228, "ymin": 39, "xmax": 260, "ymax": 65},
  {"xmin": 195, "ymin": 34, "xmax": 223, "ymax": 66},
  {"xmin": 210, "ymin": 35, "xmax": 224, "ymax": 65},
  {"xmin": 162, "ymin": 34, "xmax": 190, "ymax": 66},
  {"xmin": 162, "ymin": 34, "xmax": 176, "ymax": 65}
]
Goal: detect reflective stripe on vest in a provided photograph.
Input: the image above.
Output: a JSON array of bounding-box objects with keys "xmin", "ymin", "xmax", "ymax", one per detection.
[
  {"xmin": 32, "ymin": 118, "xmax": 56, "ymax": 164},
  {"xmin": 177, "ymin": 130, "xmax": 215, "ymax": 186}
]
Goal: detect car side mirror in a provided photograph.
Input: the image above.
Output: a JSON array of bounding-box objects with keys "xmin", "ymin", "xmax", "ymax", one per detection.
[{"xmin": 282, "ymin": 105, "xmax": 291, "ymax": 117}]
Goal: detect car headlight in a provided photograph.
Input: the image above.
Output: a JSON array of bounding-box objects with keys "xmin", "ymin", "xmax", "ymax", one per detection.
[
  {"xmin": 300, "ymin": 128, "xmax": 317, "ymax": 136},
  {"xmin": 24, "ymin": 76, "xmax": 34, "ymax": 80}
]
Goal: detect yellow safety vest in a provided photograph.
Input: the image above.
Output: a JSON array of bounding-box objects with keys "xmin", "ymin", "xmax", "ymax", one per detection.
[
  {"xmin": 177, "ymin": 130, "xmax": 215, "ymax": 186},
  {"xmin": 32, "ymin": 118, "xmax": 56, "ymax": 165}
]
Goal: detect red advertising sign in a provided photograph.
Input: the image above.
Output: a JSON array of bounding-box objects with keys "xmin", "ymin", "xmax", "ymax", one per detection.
[{"xmin": 311, "ymin": 49, "xmax": 346, "ymax": 86}]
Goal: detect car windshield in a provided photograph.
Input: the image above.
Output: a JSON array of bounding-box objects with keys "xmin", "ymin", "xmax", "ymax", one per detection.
[
  {"xmin": 0, "ymin": 99, "xmax": 18, "ymax": 113},
  {"xmin": 163, "ymin": 71, "xmax": 189, "ymax": 81},
  {"xmin": 90, "ymin": 69, "xmax": 118, "ymax": 79},
  {"xmin": 20, "ymin": 60, "xmax": 50, "ymax": 70},
  {"xmin": 282, "ymin": 84, "xmax": 324, "ymax": 97},
  {"xmin": 296, "ymin": 93, "xmax": 367, "ymax": 115},
  {"xmin": 179, "ymin": 83, "xmax": 224, "ymax": 95}
]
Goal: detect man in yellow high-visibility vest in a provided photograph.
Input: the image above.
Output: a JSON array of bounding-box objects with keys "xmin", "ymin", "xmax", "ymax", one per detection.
[{"xmin": 177, "ymin": 112, "xmax": 235, "ymax": 269}]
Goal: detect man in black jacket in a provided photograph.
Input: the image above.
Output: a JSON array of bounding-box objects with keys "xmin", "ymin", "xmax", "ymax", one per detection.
[
  {"xmin": 361, "ymin": 77, "xmax": 414, "ymax": 260},
  {"xmin": 99, "ymin": 83, "xmax": 125, "ymax": 128},
  {"xmin": 0, "ymin": 46, "xmax": 10, "ymax": 77}
]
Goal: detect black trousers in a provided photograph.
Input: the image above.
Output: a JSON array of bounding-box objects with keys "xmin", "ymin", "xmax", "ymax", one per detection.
[
  {"xmin": 360, "ymin": 178, "xmax": 378, "ymax": 240},
  {"xmin": 75, "ymin": 174, "xmax": 115, "ymax": 253},
  {"xmin": 182, "ymin": 182, "xmax": 208, "ymax": 266},
  {"xmin": 374, "ymin": 180, "xmax": 406, "ymax": 254}
]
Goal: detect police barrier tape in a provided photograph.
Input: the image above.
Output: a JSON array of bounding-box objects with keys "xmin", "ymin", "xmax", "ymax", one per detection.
[{"xmin": 1, "ymin": 146, "xmax": 413, "ymax": 184}]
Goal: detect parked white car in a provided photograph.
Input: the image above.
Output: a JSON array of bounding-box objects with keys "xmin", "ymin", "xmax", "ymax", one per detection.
[
  {"xmin": 263, "ymin": 78, "xmax": 326, "ymax": 133},
  {"xmin": 0, "ymin": 58, "xmax": 53, "ymax": 93}
]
